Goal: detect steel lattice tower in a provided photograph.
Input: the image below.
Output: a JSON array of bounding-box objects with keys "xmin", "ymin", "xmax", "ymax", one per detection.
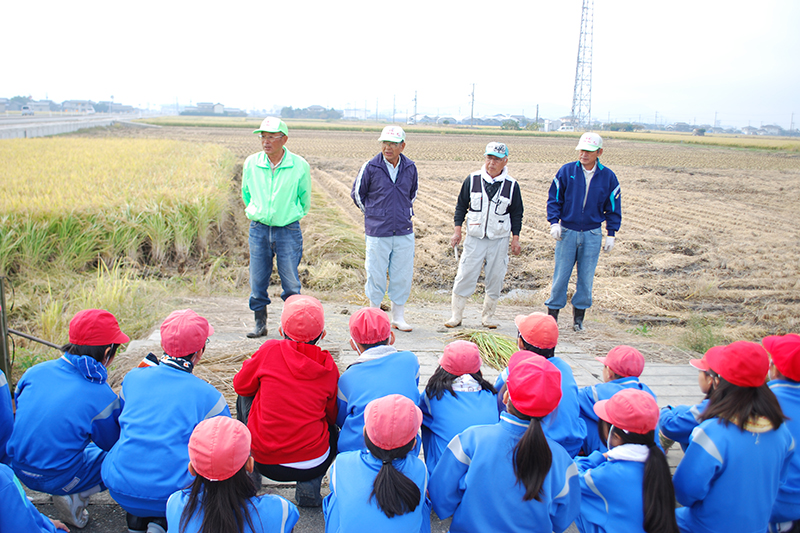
[{"xmin": 570, "ymin": 0, "xmax": 594, "ymax": 130}]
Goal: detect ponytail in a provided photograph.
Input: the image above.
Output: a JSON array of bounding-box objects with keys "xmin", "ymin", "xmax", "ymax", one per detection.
[
  {"xmin": 425, "ymin": 367, "xmax": 496, "ymax": 400},
  {"xmin": 508, "ymin": 403, "xmax": 551, "ymax": 502},
  {"xmin": 179, "ymin": 467, "xmax": 257, "ymax": 533},
  {"xmin": 365, "ymin": 434, "xmax": 421, "ymax": 518}
]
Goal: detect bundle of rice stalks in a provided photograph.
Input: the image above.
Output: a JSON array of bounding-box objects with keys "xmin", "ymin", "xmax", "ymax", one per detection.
[{"xmin": 452, "ymin": 329, "xmax": 518, "ymax": 371}]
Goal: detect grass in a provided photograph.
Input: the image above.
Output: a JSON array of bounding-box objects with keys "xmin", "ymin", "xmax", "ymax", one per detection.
[
  {"xmin": 680, "ymin": 314, "xmax": 727, "ymax": 354},
  {"xmin": 452, "ymin": 330, "xmax": 518, "ymax": 371}
]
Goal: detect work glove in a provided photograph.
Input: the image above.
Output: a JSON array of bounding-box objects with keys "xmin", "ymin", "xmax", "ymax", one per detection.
[
  {"xmin": 550, "ymin": 223, "xmax": 562, "ymax": 241},
  {"xmin": 603, "ymin": 236, "xmax": 615, "ymax": 252}
]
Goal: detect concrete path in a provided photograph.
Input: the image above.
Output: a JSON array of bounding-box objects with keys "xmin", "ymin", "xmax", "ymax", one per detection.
[{"xmin": 27, "ymin": 298, "xmax": 701, "ymax": 532}]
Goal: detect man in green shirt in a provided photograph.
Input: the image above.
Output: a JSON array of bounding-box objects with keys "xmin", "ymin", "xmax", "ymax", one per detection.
[{"xmin": 242, "ymin": 117, "xmax": 311, "ymax": 337}]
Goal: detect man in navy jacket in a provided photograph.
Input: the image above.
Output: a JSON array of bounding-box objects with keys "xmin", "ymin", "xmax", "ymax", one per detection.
[
  {"xmin": 351, "ymin": 126, "xmax": 419, "ymax": 331},
  {"xmin": 546, "ymin": 132, "xmax": 621, "ymax": 331}
]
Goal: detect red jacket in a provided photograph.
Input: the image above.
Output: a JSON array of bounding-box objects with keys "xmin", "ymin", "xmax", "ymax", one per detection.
[{"xmin": 233, "ymin": 340, "xmax": 339, "ymax": 464}]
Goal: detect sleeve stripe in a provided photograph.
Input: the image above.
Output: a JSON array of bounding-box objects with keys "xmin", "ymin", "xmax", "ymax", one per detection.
[
  {"xmin": 280, "ymin": 498, "xmax": 289, "ymax": 533},
  {"xmin": 337, "ymin": 388, "xmax": 348, "ymax": 402},
  {"xmin": 583, "ymin": 468, "xmax": 608, "ymax": 513},
  {"xmin": 352, "ymin": 162, "xmax": 369, "ymax": 212},
  {"xmin": 203, "ymin": 396, "xmax": 228, "ymax": 420},
  {"xmin": 690, "ymin": 405, "xmax": 702, "ymax": 421},
  {"xmin": 91, "ymin": 397, "xmax": 121, "ymax": 422},
  {"xmin": 446, "ymin": 435, "xmax": 471, "ymax": 466},
  {"xmin": 692, "ymin": 427, "xmax": 723, "ymax": 464}
]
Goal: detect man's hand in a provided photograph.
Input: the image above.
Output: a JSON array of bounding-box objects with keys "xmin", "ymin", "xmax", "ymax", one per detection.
[
  {"xmin": 450, "ymin": 227, "xmax": 463, "ymax": 248},
  {"xmin": 510, "ymin": 235, "xmax": 521, "ymax": 256},
  {"xmin": 603, "ymin": 236, "xmax": 615, "ymax": 252},
  {"xmin": 550, "ymin": 223, "xmax": 562, "ymax": 241}
]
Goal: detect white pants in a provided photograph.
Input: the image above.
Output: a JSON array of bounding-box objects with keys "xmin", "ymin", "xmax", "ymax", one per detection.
[
  {"xmin": 364, "ymin": 233, "xmax": 415, "ymax": 306},
  {"xmin": 451, "ymin": 234, "xmax": 510, "ymax": 300}
]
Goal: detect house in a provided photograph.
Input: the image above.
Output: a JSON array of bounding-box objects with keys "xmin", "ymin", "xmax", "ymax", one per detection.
[
  {"xmin": 741, "ymin": 126, "xmax": 758, "ymax": 135},
  {"xmin": 62, "ymin": 100, "xmax": 96, "ymax": 113},
  {"xmin": 762, "ymin": 125, "xmax": 783, "ymax": 136},
  {"xmin": 0, "ymin": 98, "xmax": 8, "ymax": 112}
]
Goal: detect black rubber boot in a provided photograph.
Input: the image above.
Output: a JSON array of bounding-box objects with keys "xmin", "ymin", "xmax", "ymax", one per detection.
[
  {"xmin": 547, "ymin": 307, "xmax": 560, "ymax": 322},
  {"xmin": 573, "ymin": 307, "xmax": 586, "ymax": 331},
  {"xmin": 247, "ymin": 308, "xmax": 267, "ymax": 338}
]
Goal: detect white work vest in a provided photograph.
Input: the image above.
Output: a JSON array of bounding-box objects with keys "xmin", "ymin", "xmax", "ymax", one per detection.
[{"xmin": 465, "ymin": 171, "xmax": 516, "ymax": 239}]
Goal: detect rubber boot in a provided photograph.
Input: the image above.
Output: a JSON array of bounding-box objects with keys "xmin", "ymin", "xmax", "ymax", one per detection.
[
  {"xmin": 295, "ymin": 474, "xmax": 324, "ymax": 507},
  {"xmin": 573, "ymin": 306, "xmax": 586, "ymax": 332},
  {"xmin": 391, "ymin": 302, "xmax": 412, "ymax": 331},
  {"xmin": 247, "ymin": 308, "xmax": 267, "ymax": 338},
  {"xmin": 481, "ymin": 296, "xmax": 499, "ymax": 329},
  {"xmin": 547, "ymin": 307, "xmax": 559, "ymax": 322},
  {"xmin": 445, "ymin": 294, "xmax": 468, "ymax": 328}
]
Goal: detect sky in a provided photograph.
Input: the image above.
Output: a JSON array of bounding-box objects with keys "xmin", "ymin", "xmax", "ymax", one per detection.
[{"xmin": 3, "ymin": 0, "xmax": 799, "ymax": 129}]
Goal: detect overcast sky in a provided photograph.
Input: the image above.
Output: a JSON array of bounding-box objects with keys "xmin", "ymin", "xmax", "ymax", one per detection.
[{"xmin": 3, "ymin": 0, "xmax": 798, "ymax": 128}]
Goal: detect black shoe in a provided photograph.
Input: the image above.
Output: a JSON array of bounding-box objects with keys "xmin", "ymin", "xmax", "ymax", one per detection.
[
  {"xmin": 126, "ymin": 513, "xmax": 147, "ymax": 533},
  {"xmin": 247, "ymin": 308, "xmax": 268, "ymax": 338},
  {"xmin": 547, "ymin": 307, "xmax": 559, "ymax": 321},
  {"xmin": 573, "ymin": 307, "xmax": 586, "ymax": 331},
  {"xmin": 296, "ymin": 474, "xmax": 323, "ymax": 507}
]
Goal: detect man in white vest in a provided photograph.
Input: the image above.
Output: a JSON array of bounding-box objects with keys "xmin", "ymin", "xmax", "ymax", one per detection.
[{"xmin": 445, "ymin": 142, "xmax": 524, "ymax": 328}]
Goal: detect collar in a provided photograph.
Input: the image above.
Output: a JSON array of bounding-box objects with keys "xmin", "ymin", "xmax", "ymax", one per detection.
[
  {"xmin": 383, "ymin": 155, "xmax": 401, "ymax": 169},
  {"xmin": 61, "ymin": 353, "xmax": 108, "ymax": 384},
  {"xmin": 258, "ymin": 148, "xmax": 290, "ymax": 169},
  {"xmin": 355, "ymin": 344, "xmax": 397, "ymax": 363},
  {"xmin": 161, "ymin": 354, "xmax": 194, "ymax": 373},
  {"xmin": 500, "ymin": 411, "xmax": 531, "ymax": 434},
  {"xmin": 608, "ymin": 443, "xmax": 649, "ymax": 463},
  {"xmin": 481, "ymin": 165, "xmax": 508, "ymax": 184}
]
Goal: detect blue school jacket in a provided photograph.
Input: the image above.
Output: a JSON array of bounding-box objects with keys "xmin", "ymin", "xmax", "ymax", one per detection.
[
  {"xmin": 167, "ymin": 487, "xmax": 299, "ymax": 533},
  {"xmin": 578, "ymin": 377, "xmax": 656, "ymax": 454},
  {"xmin": 0, "ymin": 369, "xmax": 13, "ymax": 466},
  {"xmin": 428, "ymin": 412, "xmax": 580, "ymax": 533},
  {"xmin": 0, "ymin": 463, "xmax": 59, "ymax": 532},
  {"xmin": 574, "ymin": 450, "xmax": 647, "ymax": 533},
  {"xmin": 419, "ymin": 388, "xmax": 499, "ymax": 476},
  {"xmin": 496, "ymin": 356, "xmax": 586, "ymax": 457},
  {"xmin": 336, "ymin": 349, "xmax": 420, "ymax": 453},
  {"xmin": 770, "ymin": 380, "xmax": 800, "ymax": 523},
  {"xmin": 101, "ymin": 363, "xmax": 230, "ymax": 516},
  {"xmin": 658, "ymin": 399, "xmax": 709, "ymax": 451},
  {"xmin": 323, "ymin": 448, "xmax": 430, "ymax": 533},
  {"xmin": 674, "ymin": 417, "xmax": 794, "ymax": 533}
]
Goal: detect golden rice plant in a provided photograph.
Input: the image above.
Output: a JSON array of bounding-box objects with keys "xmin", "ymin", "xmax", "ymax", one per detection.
[{"xmin": 452, "ymin": 330, "xmax": 518, "ymax": 371}]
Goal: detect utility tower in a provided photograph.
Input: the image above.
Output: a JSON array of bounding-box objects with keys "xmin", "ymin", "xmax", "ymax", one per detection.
[{"xmin": 570, "ymin": 0, "xmax": 594, "ymax": 130}]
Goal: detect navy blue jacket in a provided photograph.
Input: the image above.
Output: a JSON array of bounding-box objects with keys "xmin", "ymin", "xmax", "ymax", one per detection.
[
  {"xmin": 547, "ymin": 161, "xmax": 621, "ymax": 236},
  {"xmin": 352, "ymin": 153, "xmax": 418, "ymax": 237}
]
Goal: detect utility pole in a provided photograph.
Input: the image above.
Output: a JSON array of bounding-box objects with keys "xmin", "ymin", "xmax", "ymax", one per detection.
[
  {"xmin": 469, "ymin": 83, "xmax": 475, "ymax": 128},
  {"xmin": 790, "ymin": 112, "xmax": 794, "ymax": 131},
  {"xmin": 413, "ymin": 90, "xmax": 417, "ymax": 124},
  {"xmin": 536, "ymin": 104, "xmax": 539, "ymax": 126},
  {"xmin": 570, "ymin": 0, "xmax": 594, "ymax": 130},
  {"xmin": 392, "ymin": 95, "xmax": 396, "ymax": 124},
  {"xmin": 376, "ymin": 98, "xmax": 379, "ymax": 121},
  {"xmin": 714, "ymin": 111, "xmax": 718, "ymax": 128}
]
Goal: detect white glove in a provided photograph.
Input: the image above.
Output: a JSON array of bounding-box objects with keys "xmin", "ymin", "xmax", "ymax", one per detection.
[
  {"xmin": 550, "ymin": 223, "xmax": 562, "ymax": 241},
  {"xmin": 603, "ymin": 236, "xmax": 615, "ymax": 252}
]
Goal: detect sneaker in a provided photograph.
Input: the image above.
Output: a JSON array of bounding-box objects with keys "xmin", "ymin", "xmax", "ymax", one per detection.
[
  {"xmin": 146, "ymin": 522, "xmax": 166, "ymax": 533},
  {"xmin": 126, "ymin": 512, "xmax": 147, "ymax": 533},
  {"xmin": 52, "ymin": 493, "xmax": 89, "ymax": 528}
]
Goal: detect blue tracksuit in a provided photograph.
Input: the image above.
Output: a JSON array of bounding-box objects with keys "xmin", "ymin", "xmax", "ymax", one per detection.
[
  {"xmin": 658, "ymin": 399, "xmax": 708, "ymax": 452},
  {"xmin": 0, "ymin": 463, "xmax": 59, "ymax": 533},
  {"xmin": 770, "ymin": 380, "xmax": 800, "ymax": 523},
  {"xmin": 674, "ymin": 417, "xmax": 794, "ymax": 533},
  {"xmin": 496, "ymin": 357, "xmax": 586, "ymax": 457},
  {"xmin": 167, "ymin": 486, "xmax": 299, "ymax": 533},
  {"xmin": 546, "ymin": 161, "xmax": 621, "ymax": 236},
  {"xmin": 8, "ymin": 355, "xmax": 122, "ymax": 494},
  {"xmin": 0, "ymin": 369, "xmax": 13, "ymax": 466},
  {"xmin": 323, "ymin": 449, "xmax": 430, "ymax": 533},
  {"xmin": 578, "ymin": 377, "xmax": 656, "ymax": 454},
  {"xmin": 102, "ymin": 363, "xmax": 230, "ymax": 517},
  {"xmin": 336, "ymin": 347, "xmax": 420, "ymax": 453},
  {"xmin": 429, "ymin": 412, "xmax": 580, "ymax": 533},
  {"xmin": 419, "ymin": 387, "xmax": 498, "ymax": 476},
  {"xmin": 574, "ymin": 449, "xmax": 647, "ymax": 533}
]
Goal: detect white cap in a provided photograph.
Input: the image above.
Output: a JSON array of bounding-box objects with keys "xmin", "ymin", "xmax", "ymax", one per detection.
[
  {"xmin": 378, "ymin": 126, "xmax": 406, "ymax": 143},
  {"xmin": 485, "ymin": 141, "xmax": 509, "ymax": 158},
  {"xmin": 575, "ymin": 132, "xmax": 603, "ymax": 151}
]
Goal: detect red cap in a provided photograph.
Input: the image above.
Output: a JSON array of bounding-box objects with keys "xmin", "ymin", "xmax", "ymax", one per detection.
[
  {"xmin": 596, "ymin": 345, "xmax": 645, "ymax": 377},
  {"xmin": 364, "ymin": 394, "xmax": 422, "ymax": 450},
  {"xmin": 281, "ymin": 295, "xmax": 325, "ymax": 342},
  {"xmin": 690, "ymin": 345, "xmax": 724, "ymax": 372},
  {"xmin": 188, "ymin": 417, "xmax": 251, "ymax": 481},
  {"xmin": 349, "ymin": 307, "xmax": 391, "ymax": 345},
  {"xmin": 440, "ymin": 340, "xmax": 481, "ymax": 375},
  {"xmin": 160, "ymin": 309, "xmax": 214, "ymax": 358},
  {"xmin": 707, "ymin": 341, "xmax": 769, "ymax": 387},
  {"xmin": 764, "ymin": 334, "xmax": 800, "ymax": 381},
  {"xmin": 506, "ymin": 356, "xmax": 562, "ymax": 418},
  {"xmin": 593, "ymin": 388, "xmax": 659, "ymax": 434},
  {"xmin": 514, "ymin": 312, "xmax": 558, "ymax": 349},
  {"xmin": 69, "ymin": 309, "xmax": 130, "ymax": 346}
]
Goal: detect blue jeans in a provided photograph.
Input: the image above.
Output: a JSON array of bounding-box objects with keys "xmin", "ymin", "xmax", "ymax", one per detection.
[
  {"xmin": 545, "ymin": 227, "xmax": 602, "ymax": 310},
  {"xmin": 248, "ymin": 220, "xmax": 303, "ymax": 311}
]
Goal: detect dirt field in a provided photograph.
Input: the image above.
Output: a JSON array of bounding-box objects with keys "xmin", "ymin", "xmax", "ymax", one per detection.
[{"xmin": 78, "ymin": 124, "xmax": 800, "ymax": 363}]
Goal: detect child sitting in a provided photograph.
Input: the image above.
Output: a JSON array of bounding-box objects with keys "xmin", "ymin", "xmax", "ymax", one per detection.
[
  {"xmin": 323, "ymin": 394, "xmax": 430, "ymax": 532},
  {"xmin": 0, "ymin": 368, "xmax": 13, "ymax": 466},
  {"xmin": 8, "ymin": 308, "xmax": 128, "ymax": 528},
  {"xmin": 166, "ymin": 416, "xmax": 299, "ymax": 533},
  {"xmin": 336, "ymin": 308, "xmax": 420, "ymax": 453},
  {"xmin": 420, "ymin": 340, "xmax": 498, "ymax": 476},
  {"xmin": 575, "ymin": 388, "xmax": 679, "ymax": 533},
  {"xmin": 578, "ymin": 345, "xmax": 656, "ymax": 454},
  {"xmin": 1, "ymin": 463, "xmax": 70, "ymax": 532}
]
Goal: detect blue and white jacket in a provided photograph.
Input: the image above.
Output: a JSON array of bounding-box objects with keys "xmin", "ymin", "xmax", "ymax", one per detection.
[
  {"xmin": 0, "ymin": 369, "xmax": 13, "ymax": 466},
  {"xmin": 496, "ymin": 357, "xmax": 587, "ymax": 457},
  {"xmin": 323, "ymin": 448, "xmax": 430, "ymax": 533},
  {"xmin": 578, "ymin": 377, "xmax": 656, "ymax": 454},
  {"xmin": 336, "ymin": 346, "xmax": 420, "ymax": 453},
  {"xmin": 351, "ymin": 153, "xmax": 418, "ymax": 237},
  {"xmin": 8, "ymin": 355, "xmax": 121, "ymax": 491},
  {"xmin": 101, "ymin": 363, "xmax": 230, "ymax": 516},
  {"xmin": 167, "ymin": 486, "xmax": 299, "ymax": 533},
  {"xmin": 547, "ymin": 161, "xmax": 621, "ymax": 236},
  {"xmin": 658, "ymin": 399, "xmax": 709, "ymax": 452},
  {"xmin": 770, "ymin": 380, "xmax": 800, "ymax": 523},
  {"xmin": 674, "ymin": 416, "xmax": 794, "ymax": 533},
  {"xmin": 0, "ymin": 464, "xmax": 59, "ymax": 532},
  {"xmin": 428, "ymin": 412, "xmax": 580, "ymax": 533},
  {"xmin": 419, "ymin": 386, "xmax": 499, "ymax": 476}
]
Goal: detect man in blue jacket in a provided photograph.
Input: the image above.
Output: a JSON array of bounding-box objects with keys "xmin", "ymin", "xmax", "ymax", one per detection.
[
  {"xmin": 546, "ymin": 132, "xmax": 621, "ymax": 331},
  {"xmin": 351, "ymin": 126, "xmax": 419, "ymax": 332}
]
